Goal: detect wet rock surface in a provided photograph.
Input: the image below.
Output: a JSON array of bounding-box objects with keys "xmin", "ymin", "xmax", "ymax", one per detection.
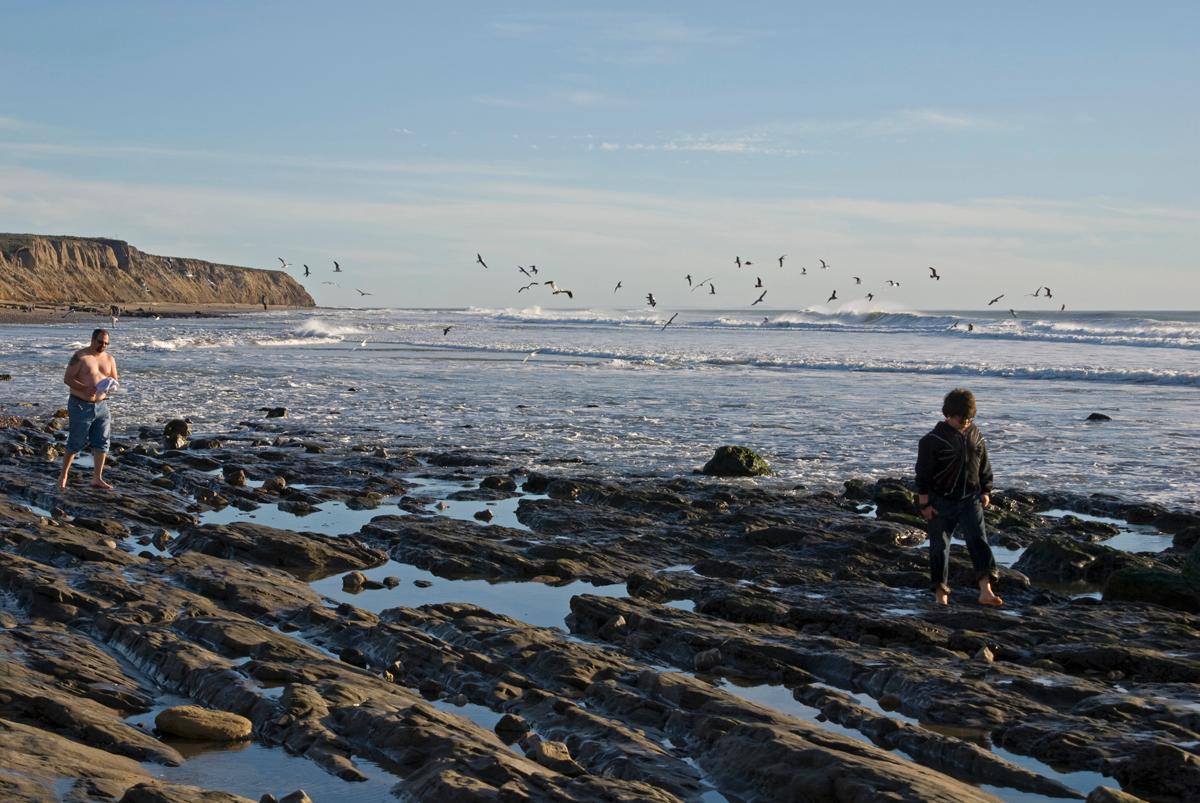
[{"xmin": 0, "ymin": 415, "xmax": 1197, "ymax": 801}]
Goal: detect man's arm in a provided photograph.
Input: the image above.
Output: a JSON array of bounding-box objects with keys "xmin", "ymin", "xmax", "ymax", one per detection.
[
  {"xmin": 63, "ymin": 352, "xmax": 90, "ymax": 393},
  {"xmin": 107, "ymin": 356, "xmax": 119, "ymax": 381}
]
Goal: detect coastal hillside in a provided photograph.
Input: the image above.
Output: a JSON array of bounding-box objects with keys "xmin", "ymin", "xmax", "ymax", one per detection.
[{"xmin": 0, "ymin": 234, "xmax": 315, "ymax": 307}]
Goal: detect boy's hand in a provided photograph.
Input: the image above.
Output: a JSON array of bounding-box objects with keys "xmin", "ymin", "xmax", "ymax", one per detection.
[{"xmin": 981, "ymin": 493, "xmax": 991, "ymax": 509}]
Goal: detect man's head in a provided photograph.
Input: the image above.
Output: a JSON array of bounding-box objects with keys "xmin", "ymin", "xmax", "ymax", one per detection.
[
  {"xmin": 90, "ymin": 329, "xmax": 110, "ymax": 353},
  {"xmin": 942, "ymin": 388, "xmax": 976, "ymax": 431}
]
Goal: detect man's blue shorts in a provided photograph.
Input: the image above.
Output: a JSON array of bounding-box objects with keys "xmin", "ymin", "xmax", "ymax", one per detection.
[{"xmin": 65, "ymin": 396, "xmax": 111, "ymax": 455}]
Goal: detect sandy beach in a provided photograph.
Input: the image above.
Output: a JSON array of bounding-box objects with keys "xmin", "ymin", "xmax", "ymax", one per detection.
[{"xmin": 0, "ymin": 302, "xmax": 301, "ymax": 325}]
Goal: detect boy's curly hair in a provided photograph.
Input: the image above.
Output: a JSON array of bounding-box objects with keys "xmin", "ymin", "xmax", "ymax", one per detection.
[{"xmin": 942, "ymin": 388, "xmax": 977, "ymax": 419}]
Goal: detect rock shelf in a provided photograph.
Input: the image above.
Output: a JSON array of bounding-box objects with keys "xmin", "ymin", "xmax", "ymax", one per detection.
[{"xmin": 0, "ymin": 412, "xmax": 1197, "ymax": 801}]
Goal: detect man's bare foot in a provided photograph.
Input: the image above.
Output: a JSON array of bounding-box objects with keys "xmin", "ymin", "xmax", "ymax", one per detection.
[{"xmin": 90, "ymin": 478, "xmax": 114, "ymax": 490}]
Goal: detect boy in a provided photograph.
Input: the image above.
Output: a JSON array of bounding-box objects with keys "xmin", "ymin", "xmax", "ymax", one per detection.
[{"xmin": 915, "ymin": 388, "xmax": 1002, "ymax": 607}]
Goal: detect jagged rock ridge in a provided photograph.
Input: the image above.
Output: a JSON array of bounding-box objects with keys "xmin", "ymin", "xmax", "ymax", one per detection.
[{"xmin": 0, "ymin": 234, "xmax": 315, "ymax": 307}]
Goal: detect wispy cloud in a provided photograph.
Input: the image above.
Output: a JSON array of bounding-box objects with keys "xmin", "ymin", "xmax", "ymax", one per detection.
[
  {"xmin": 552, "ymin": 89, "xmax": 620, "ymax": 107},
  {"xmin": 0, "ymin": 116, "xmax": 34, "ymax": 131}
]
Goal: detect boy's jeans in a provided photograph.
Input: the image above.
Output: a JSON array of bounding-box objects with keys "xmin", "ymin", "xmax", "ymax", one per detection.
[{"xmin": 929, "ymin": 495, "xmax": 997, "ymax": 594}]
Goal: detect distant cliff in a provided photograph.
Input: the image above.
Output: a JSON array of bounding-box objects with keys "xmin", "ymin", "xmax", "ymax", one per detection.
[{"xmin": 0, "ymin": 234, "xmax": 315, "ymax": 307}]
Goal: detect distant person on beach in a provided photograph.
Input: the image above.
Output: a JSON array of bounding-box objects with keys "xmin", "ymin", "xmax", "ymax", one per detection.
[
  {"xmin": 915, "ymin": 388, "xmax": 1002, "ymax": 607},
  {"xmin": 58, "ymin": 329, "xmax": 119, "ymax": 490}
]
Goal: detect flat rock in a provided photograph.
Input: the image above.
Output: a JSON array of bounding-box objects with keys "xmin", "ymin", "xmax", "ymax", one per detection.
[{"xmin": 154, "ymin": 705, "xmax": 252, "ymax": 741}]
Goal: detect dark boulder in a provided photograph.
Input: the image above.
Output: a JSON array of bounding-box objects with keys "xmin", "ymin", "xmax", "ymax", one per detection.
[
  {"xmin": 701, "ymin": 445, "xmax": 770, "ymax": 477},
  {"xmin": 1086, "ymin": 412, "xmax": 1112, "ymax": 421},
  {"xmin": 1013, "ymin": 537, "xmax": 1155, "ymax": 585},
  {"xmin": 1103, "ymin": 567, "xmax": 1200, "ymax": 613},
  {"xmin": 163, "ymin": 419, "xmax": 190, "ymax": 449},
  {"xmin": 260, "ymin": 407, "xmax": 287, "ymax": 418}
]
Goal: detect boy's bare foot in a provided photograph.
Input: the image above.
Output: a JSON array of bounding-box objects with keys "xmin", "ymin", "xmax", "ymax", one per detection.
[
  {"xmin": 978, "ymin": 593, "xmax": 1004, "ymax": 607},
  {"xmin": 90, "ymin": 478, "xmax": 114, "ymax": 490},
  {"xmin": 934, "ymin": 590, "xmax": 949, "ymax": 606},
  {"xmin": 56, "ymin": 479, "xmax": 68, "ymax": 491}
]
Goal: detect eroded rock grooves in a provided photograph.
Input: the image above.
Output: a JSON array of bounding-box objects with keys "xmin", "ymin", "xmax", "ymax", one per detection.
[{"xmin": 0, "ymin": 412, "xmax": 1197, "ymax": 801}]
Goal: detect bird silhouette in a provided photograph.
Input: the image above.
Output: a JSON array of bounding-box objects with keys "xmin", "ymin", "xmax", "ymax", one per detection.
[
  {"xmin": 660, "ymin": 312, "xmax": 679, "ymax": 331},
  {"xmin": 518, "ymin": 282, "xmax": 537, "ymax": 292},
  {"xmin": 988, "ymin": 294, "xmax": 1005, "ymax": 306},
  {"xmin": 800, "ymin": 266, "xmax": 807, "ymax": 275},
  {"xmin": 442, "ymin": 326, "xmax": 453, "ymax": 336},
  {"xmin": 518, "ymin": 265, "xmax": 532, "ymax": 278},
  {"xmin": 755, "ymin": 277, "xmax": 763, "ymax": 288},
  {"xmin": 852, "ymin": 276, "xmax": 862, "ymax": 285},
  {"xmin": 1009, "ymin": 309, "xmax": 1019, "ymax": 318},
  {"xmin": 646, "ymin": 293, "xmax": 657, "ymax": 307},
  {"xmin": 528, "ymin": 265, "xmax": 538, "ymax": 274},
  {"xmin": 827, "ymin": 290, "xmax": 838, "ymax": 303},
  {"xmin": 1028, "ymin": 286, "xmax": 1043, "ymax": 297},
  {"xmin": 708, "ymin": 284, "xmax": 716, "ymax": 295},
  {"xmin": 886, "ymin": 280, "xmax": 901, "ymax": 287},
  {"xmin": 1060, "ymin": 303, "xmax": 1066, "ymax": 311},
  {"xmin": 544, "ymin": 280, "xmax": 573, "ymax": 298},
  {"xmin": 613, "ymin": 281, "xmax": 622, "ymax": 293},
  {"xmin": 928, "ymin": 266, "xmax": 940, "ymax": 280},
  {"xmin": 778, "ymin": 255, "xmax": 786, "ymax": 268},
  {"xmin": 1043, "ymin": 287, "xmax": 1053, "ymax": 299},
  {"xmin": 690, "ymin": 277, "xmax": 713, "ymax": 292},
  {"xmin": 866, "ymin": 293, "xmax": 874, "ymax": 301},
  {"xmin": 303, "ymin": 264, "xmax": 310, "ymax": 277},
  {"xmin": 752, "ymin": 290, "xmax": 767, "ymax": 306},
  {"xmin": 819, "ymin": 259, "xmax": 829, "ymax": 269},
  {"xmin": 333, "ymin": 261, "xmax": 342, "ymax": 273},
  {"xmin": 735, "ymin": 256, "xmax": 742, "ymax": 269},
  {"xmin": 744, "ymin": 260, "xmax": 752, "ymax": 266},
  {"xmin": 277, "ymin": 257, "xmax": 291, "ymax": 269},
  {"xmin": 685, "ymin": 273, "xmax": 692, "ymax": 286},
  {"xmin": 476, "ymin": 254, "xmax": 488, "ymax": 269}
]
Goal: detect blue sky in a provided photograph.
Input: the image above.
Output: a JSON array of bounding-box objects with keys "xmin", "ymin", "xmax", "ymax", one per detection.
[{"xmin": 1, "ymin": 1, "xmax": 1196, "ymax": 309}]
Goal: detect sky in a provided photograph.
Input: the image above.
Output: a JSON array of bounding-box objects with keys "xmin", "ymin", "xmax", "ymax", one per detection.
[{"xmin": 0, "ymin": 1, "xmax": 1196, "ymax": 310}]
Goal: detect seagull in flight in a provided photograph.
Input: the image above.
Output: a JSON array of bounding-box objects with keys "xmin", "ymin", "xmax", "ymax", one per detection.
[
  {"xmin": 866, "ymin": 292, "xmax": 875, "ymax": 301},
  {"xmin": 518, "ymin": 265, "xmax": 532, "ymax": 278},
  {"xmin": 886, "ymin": 280, "xmax": 901, "ymax": 287},
  {"xmin": 646, "ymin": 293, "xmax": 657, "ymax": 307},
  {"xmin": 690, "ymin": 277, "xmax": 713, "ymax": 292},
  {"xmin": 755, "ymin": 276, "xmax": 763, "ymax": 288},
  {"xmin": 988, "ymin": 294, "xmax": 1005, "ymax": 306},
  {"xmin": 1009, "ymin": 309, "xmax": 1019, "ymax": 318},
  {"xmin": 928, "ymin": 266, "xmax": 940, "ymax": 280},
  {"xmin": 1043, "ymin": 287, "xmax": 1053, "ymax": 299},
  {"xmin": 819, "ymin": 259, "xmax": 830, "ymax": 270},
  {"xmin": 800, "ymin": 266, "xmax": 807, "ymax": 276},
  {"xmin": 660, "ymin": 312, "xmax": 679, "ymax": 331},
  {"xmin": 613, "ymin": 281, "xmax": 622, "ymax": 293},
  {"xmin": 544, "ymin": 280, "xmax": 573, "ymax": 298},
  {"xmin": 734, "ymin": 256, "xmax": 742, "ymax": 269},
  {"xmin": 685, "ymin": 273, "xmax": 692, "ymax": 286},
  {"xmin": 303, "ymin": 264, "xmax": 310, "ymax": 277},
  {"xmin": 442, "ymin": 326, "xmax": 453, "ymax": 336},
  {"xmin": 518, "ymin": 281, "xmax": 538, "ymax": 292},
  {"xmin": 354, "ymin": 337, "xmax": 370, "ymax": 350},
  {"xmin": 852, "ymin": 276, "xmax": 862, "ymax": 285},
  {"xmin": 356, "ymin": 288, "xmax": 372, "ymax": 296},
  {"xmin": 708, "ymin": 283, "xmax": 716, "ymax": 295},
  {"xmin": 277, "ymin": 257, "xmax": 291, "ymax": 269},
  {"xmin": 752, "ymin": 290, "xmax": 767, "ymax": 306},
  {"xmin": 522, "ymin": 350, "xmax": 537, "ymax": 363},
  {"xmin": 1060, "ymin": 303, "xmax": 1066, "ymax": 311},
  {"xmin": 778, "ymin": 255, "xmax": 786, "ymax": 268},
  {"xmin": 528, "ymin": 265, "xmax": 538, "ymax": 275},
  {"xmin": 827, "ymin": 290, "xmax": 838, "ymax": 303},
  {"xmin": 476, "ymin": 253, "xmax": 488, "ymax": 269},
  {"xmin": 333, "ymin": 261, "xmax": 342, "ymax": 273},
  {"xmin": 1028, "ymin": 286, "xmax": 1044, "ymax": 297}
]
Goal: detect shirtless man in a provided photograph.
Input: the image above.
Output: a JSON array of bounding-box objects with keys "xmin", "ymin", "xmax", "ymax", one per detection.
[{"xmin": 58, "ymin": 329, "xmax": 119, "ymax": 490}]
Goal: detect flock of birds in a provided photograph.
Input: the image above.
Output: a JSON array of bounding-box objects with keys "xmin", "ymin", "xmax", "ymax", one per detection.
[
  {"xmin": 261, "ymin": 252, "xmax": 1070, "ymax": 341},
  {"xmin": 470, "ymin": 251, "xmax": 1069, "ymax": 331}
]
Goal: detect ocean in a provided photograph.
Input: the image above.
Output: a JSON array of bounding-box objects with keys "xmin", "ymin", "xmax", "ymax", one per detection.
[{"xmin": 2, "ymin": 306, "xmax": 1197, "ymax": 508}]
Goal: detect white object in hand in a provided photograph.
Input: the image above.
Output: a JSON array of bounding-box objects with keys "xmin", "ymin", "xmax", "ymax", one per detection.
[{"xmin": 94, "ymin": 377, "xmax": 118, "ymax": 395}]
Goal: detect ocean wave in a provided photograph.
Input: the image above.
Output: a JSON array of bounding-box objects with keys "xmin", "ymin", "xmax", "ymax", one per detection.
[
  {"xmin": 293, "ymin": 318, "xmax": 367, "ymax": 339},
  {"xmin": 464, "ymin": 306, "xmax": 666, "ymax": 326}
]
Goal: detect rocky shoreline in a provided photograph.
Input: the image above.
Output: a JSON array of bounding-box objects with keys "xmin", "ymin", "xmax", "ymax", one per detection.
[{"xmin": 0, "ymin": 410, "xmax": 1197, "ymax": 802}]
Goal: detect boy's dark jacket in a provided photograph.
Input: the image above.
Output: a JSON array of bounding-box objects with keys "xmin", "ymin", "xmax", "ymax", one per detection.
[{"xmin": 915, "ymin": 421, "xmax": 993, "ymax": 499}]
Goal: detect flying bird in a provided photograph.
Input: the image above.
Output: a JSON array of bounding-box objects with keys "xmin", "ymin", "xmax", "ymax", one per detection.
[
  {"xmin": 442, "ymin": 326, "xmax": 453, "ymax": 336},
  {"xmin": 752, "ymin": 290, "xmax": 767, "ymax": 306},
  {"xmin": 522, "ymin": 350, "xmax": 537, "ymax": 363},
  {"xmin": 613, "ymin": 281, "xmax": 623, "ymax": 293},
  {"xmin": 800, "ymin": 266, "xmax": 807, "ymax": 276},
  {"xmin": 518, "ymin": 281, "xmax": 538, "ymax": 292},
  {"xmin": 819, "ymin": 259, "xmax": 830, "ymax": 269},
  {"xmin": 303, "ymin": 264, "xmax": 310, "ymax": 277},
  {"xmin": 735, "ymin": 256, "xmax": 742, "ymax": 269},
  {"xmin": 744, "ymin": 260, "xmax": 753, "ymax": 266},
  {"xmin": 277, "ymin": 257, "xmax": 291, "ymax": 269},
  {"xmin": 528, "ymin": 265, "xmax": 538, "ymax": 274},
  {"xmin": 1043, "ymin": 287, "xmax": 1053, "ymax": 299},
  {"xmin": 355, "ymin": 288, "xmax": 373, "ymax": 296},
  {"xmin": 333, "ymin": 261, "xmax": 342, "ymax": 273},
  {"xmin": 778, "ymin": 255, "xmax": 786, "ymax": 268},
  {"xmin": 544, "ymin": 280, "xmax": 573, "ymax": 298},
  {"xmin": 827, "ymin": 290, "xmax": 838, "ymax": 303},
  {"xmin": 755, "ymin": 276, "xmax": 763, "ymax": 288},
  {"xmin": 1060, "ymin": 303, "xmax": 1066, "ymax": 311},
  {"xmin": 685, "ymin": 273, "xmax": 692, "ymax": 286},
  {"xmin": 708, "ymin": 284, "xmax": 716, "ymax": 295},
  {"xmin": 852, "ymin": 276, "xmax": 862, "ymax": 285},
  {"xmin": 928, "ymin": 266, "xmax": 940, "ymax": 280},
  {"xmin": 518, "ymin": 265, "xmax": 532, "ymax": 278},
  {"xmin": 1029, "ymin": 286, "xmax": 1043, "ymax": 297},
  {"xmin": 886, "ymin": 280, "xmax": 901, "ymax": 287},
  {"xmin": 660, "ymin": 313, "xmax": 679, "ymax": 331},
  {"xmin": 476, "ymin": 253, "xmax": 488, "ymax": 269},
  {"xmin": 988, "ymin": 294, "xmax": 1005, "ymax": 306},
  {"xmin": 354, "ymin": 337, "xmax": 370, "ymax": 350},
  {"xmin": 866, "ymin": 293, "xmax": 875, "ymax": 301},
  {"xmin": 690, "ymin": 277, "xmax": 713, "ymax": 292},
  {"xmin": 646, "ymin": 293, "xmax": 657, "ymax": 307},
  {"xmin": 1009, "ymin": 309, "xmax": 1019, "ymax": 318}
]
